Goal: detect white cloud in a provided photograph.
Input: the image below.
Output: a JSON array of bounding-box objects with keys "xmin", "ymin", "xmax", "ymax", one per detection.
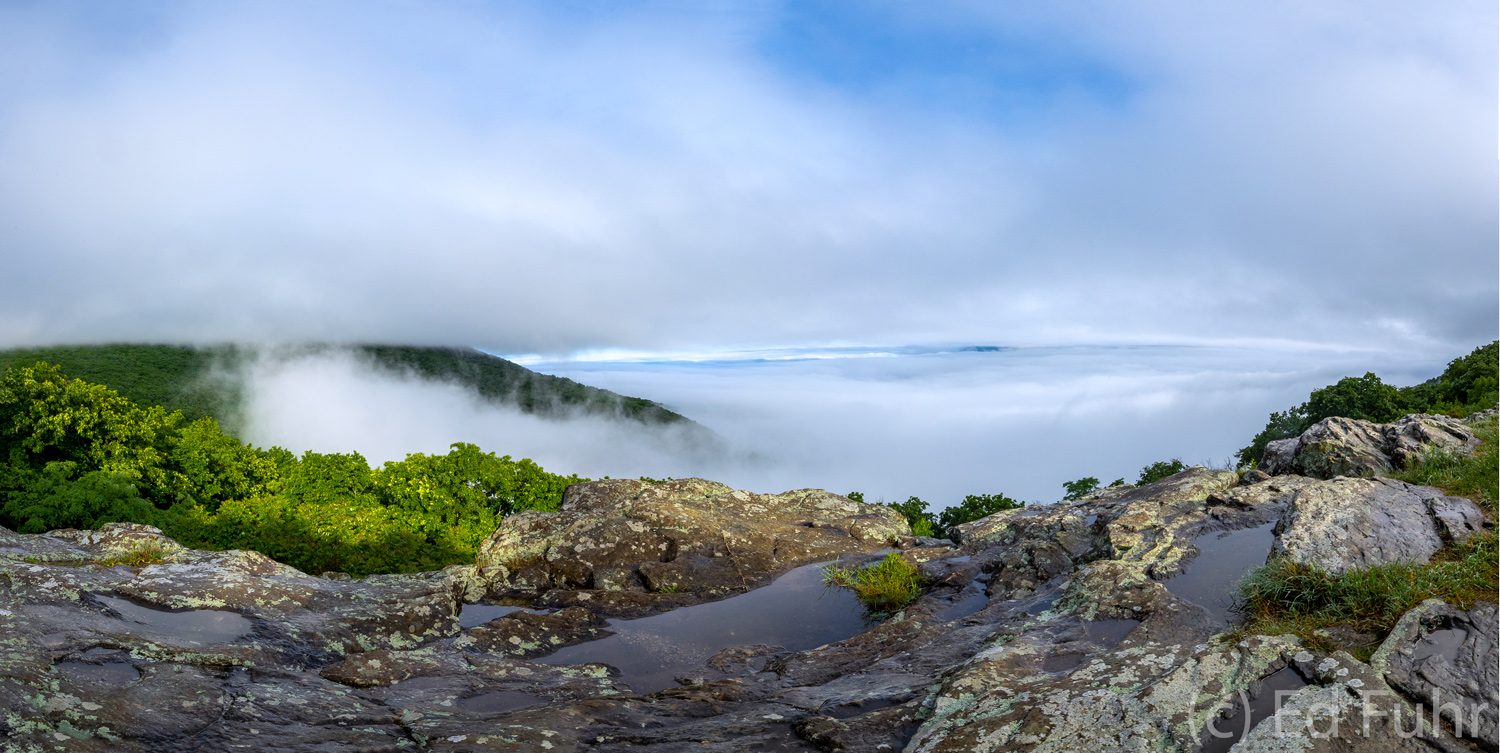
[{"xmin": 0, "ymin": 1, "xmax": 1489, "ymax": 354}]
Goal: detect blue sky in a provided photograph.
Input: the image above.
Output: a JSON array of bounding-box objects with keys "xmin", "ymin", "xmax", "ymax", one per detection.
[{"xmin": 0, "ymin": 1, "xmax": 1495, "ymax": 502}]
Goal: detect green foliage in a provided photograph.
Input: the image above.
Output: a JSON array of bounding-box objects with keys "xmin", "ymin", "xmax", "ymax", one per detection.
[
  {"xmin": 884, "ymin": 496, "xmax": 938, "ymax": 538},
  {"xmin": 1236, "ymin": 341, "xmax": 1499, "ymax": 466},
  {"xmin": 936, "ymin": 493, "xmax": 1022, "ymax": 536},
  {"xmin": 2, "ymin": 462, "xmax": 158, "ymax": 534},
  {"xmin": 823, "ymin": 553, "xmax": 924, "ymax": 614},
  {"xmin": 0, "ymin": 344, "xmax": 243, "ymax": 430},
  {"xmin": 1235, "ymin": 534, "xmax": 1497, "ymax": 656},
  {"xmin": 1108, "ymin": 478, "xmax": 1125, "ymax": 487},
  {"xmin": 1061, "ymin": 477, "xmax": 1099, "ymax": 501},
  {"xmin": 1303, "ymin": 373, "xmax": 1404, "ymax": 425},
  {"xmin": 1435, "ymin": 341, "xmax": 1499, "ymax": 408},
  {"xmin": 1136, "ymin": 459, "xmax": 1187, "ymax": 486},
  {"xmin": 845, "ymin": 491, "xmax": 864, "ymax": 503},
  {"xmin": 0, "ymin": 361, "xmax": 585, "ymax": 577}
]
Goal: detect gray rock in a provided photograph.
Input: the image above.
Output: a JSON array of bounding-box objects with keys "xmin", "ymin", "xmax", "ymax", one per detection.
[
  {"xmin": 476, "ymin": 478, "xmax": 908, "ymax": 603},
  {"xmin": 1383, "ymin": 413, "xmax": 1483, "ymax": 468},
  {"xmin": 1374, "ymin": 599, "xmax": 1499, "ymax": 749},
  {"xmin": 1271, "ymin": 416, "xmax": 1395, "ymax": 478},
  {"xmin": 0, "ymin": 464, "xmax": 1486, "ymax": 752},
  {"xmin": 1272, "ymin": 478, "xmax": 1490, "ymax": 575},
  {"xmin": 1262, "ymin": 413, "xmax": 1480, "ymax": 480}
]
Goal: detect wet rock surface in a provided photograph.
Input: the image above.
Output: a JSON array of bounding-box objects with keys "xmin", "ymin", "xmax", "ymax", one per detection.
[
  {"xmin": 1374, "ymin": 599, "xmax": 1499, "ymax": 748},
  {"xmin": 0, "ymin": 448, "xmax": 1493, "ymax": 751}
]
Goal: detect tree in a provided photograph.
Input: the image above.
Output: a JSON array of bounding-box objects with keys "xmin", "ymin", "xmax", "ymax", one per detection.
[
  {"xmin": 937, "ymin": 493, "xmax": 1022, "ymax": 536},
  {"xmin": 1303, "ymin": 373, "xmax": 1403, "ymax": 425},
  {"xmin": 2, "ymin": 461, "xmax": 157, "ymax": 534},
  {"xmin": 884, "ymin": 496, "xmax": 936, "ymax": 537},
  {"xmin": 1137, "ymin": 459, "xmax": 1188, "ymax": 486},
  {"xmin": 1061, "ymin": 477, "xmax": 1100, "ymax": 501}
]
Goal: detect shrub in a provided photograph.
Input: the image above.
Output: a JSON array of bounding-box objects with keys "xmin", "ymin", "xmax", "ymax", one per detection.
[
  {"xmin": 883, "ymin": 496, "xmax": 938, "ymax": 538},
  {"xmin": 824, "ymin": 553, "xmax": 924, "ymax": 614},
  {"xmin": 1, "ymin": 462, "xmax": 159, "ymax": 534},
  {"xmin": 1136, "ymin": 459, "xmax": 1187, "ymax": 486},
  {"xmin": 1062, "ymin": 477, "xmax": 1100, "ymax": 501},
  {"xmin": 936, "ymin": 493, "xmax": 1022, "ymax": 536}
]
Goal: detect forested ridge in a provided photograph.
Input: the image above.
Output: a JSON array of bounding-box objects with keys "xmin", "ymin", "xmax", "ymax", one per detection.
[{"xmin": 0, "ymin": 343, "xmax": 695, "ymax": 437}]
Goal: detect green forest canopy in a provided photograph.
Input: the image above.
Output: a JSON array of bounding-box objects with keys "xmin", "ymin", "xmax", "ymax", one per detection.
[{"xmin": 0, "ymin": 361, "xmax": 585, "ymax": 576}]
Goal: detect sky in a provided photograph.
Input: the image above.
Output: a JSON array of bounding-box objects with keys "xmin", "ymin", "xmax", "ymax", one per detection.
[{"xmin": 1, "ymin": 1, "xmax": 1496, "ymax": 505}]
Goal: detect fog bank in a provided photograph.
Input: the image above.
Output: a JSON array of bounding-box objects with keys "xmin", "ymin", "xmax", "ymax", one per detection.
[{"xmin": 236, "ymin": 344, "xmax": 1461, "ymax": 510}]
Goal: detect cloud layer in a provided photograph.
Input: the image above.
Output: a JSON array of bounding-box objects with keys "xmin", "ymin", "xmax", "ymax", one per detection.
[{"xmin": 0, "ymin": 1, "xmax": 1493, "ymax": 354}]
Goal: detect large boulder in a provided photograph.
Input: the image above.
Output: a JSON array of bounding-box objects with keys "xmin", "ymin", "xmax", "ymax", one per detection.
[
  {"xmin": 1272, "ymin": 478, "xmax": 1491, "ymax": 575},
  {"xmin": 476, "ymin": 478, "xmax": 908, "ymax": 603},
  {"xmin": 1263, "ymin": 413, "xmax": 1480, "ymax": 480}
]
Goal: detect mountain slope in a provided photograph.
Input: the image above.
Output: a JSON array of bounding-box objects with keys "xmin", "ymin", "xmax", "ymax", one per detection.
[{"xmin": 0, "ymin": 343, "xmax": 698, "ymax": 436}]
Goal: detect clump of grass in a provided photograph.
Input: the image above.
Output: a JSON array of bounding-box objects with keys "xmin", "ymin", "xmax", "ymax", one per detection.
[
  {"xmin": 1233, "ymin": 415, "xmax": 1499, "ymax": 657},
  {"xmin": 97, "ymin": 541, "xmax": 170, "ymax": 568},
  {"xmin": 824, "ymin": 553, "xmax": 924, "ymax": 614}
]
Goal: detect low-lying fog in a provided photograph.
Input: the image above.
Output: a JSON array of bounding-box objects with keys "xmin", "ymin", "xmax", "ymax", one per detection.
[{"xmin": 239, "ymin": 344, "xmax": 1454, "ymax": 510}]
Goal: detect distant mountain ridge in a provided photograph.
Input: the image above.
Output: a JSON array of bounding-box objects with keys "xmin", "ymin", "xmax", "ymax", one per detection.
[{"xmin": 0, "ymin": 343, "xmax": 700, "ymax": 438}]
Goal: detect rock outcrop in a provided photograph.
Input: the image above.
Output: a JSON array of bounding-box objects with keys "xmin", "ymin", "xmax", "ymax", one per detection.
[
  {"xmin": 1263, "ymin": 413, "xmax": 1479, "ymax": 479},
  {"xmin": 477, "ymin": 477, "xmax": 909, "ymax": 614},
  {"xmin": 1272, "ymin": 477, "xmax": 1490, "ymax": 574},
  {"xmin": 0, "ymin": 417, "xmax": 1490, "ymax": 752}
]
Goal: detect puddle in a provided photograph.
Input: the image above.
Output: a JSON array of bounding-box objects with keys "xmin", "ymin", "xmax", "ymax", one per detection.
[
  {"xmin": 1412, "ymin": 628, "xmax": 1467, "ymax": 663},
  {"xmin": 1041, "ymin": 653, "xmax": 1086, "ymax": 673},
  {"xmin": 1025, "ymin": 596, "xmax": 1059, "ymax": 616},
  {"xmin": 459, "ymin": 604, "xmax": 545, "ymax": 629},
  {"xmin": 95, "ymin": 595, "xmax": 251, "ymax": 643},
  {"xmin": 458, "ymin": 690, "xmax": 548, "ymax": 714},
  {"xmin": 1162, "ymin": 522, "xmax": 1276, "ymax": 625},
  {"xmin": 1200, "ymin": 666, "xmax": 1307, "ymax": 753},
  {"xmin": 1083, "ymin": 619, "xmax": 1140, "ymax": 646},
  {"xmin": 537, "ymin": 561, "xmax": 866, "ymax": 694},
  {"xmin": 823, "ymin": 698, "xmax": 904, "ymax": 718},
  {"xmin": 54, "ymin": 661, "xmax": 139, "ymax": 689},
  {"xmin": 931, "ymin": 580, "xmax": 989, "ymax": 623}
]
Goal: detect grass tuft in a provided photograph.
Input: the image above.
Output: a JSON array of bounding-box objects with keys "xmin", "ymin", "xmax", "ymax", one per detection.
[
  {"xmin": 97, "ymin": 541, "xmax": 171, "ymax": 568},
  {"xmin": 824, "ymin": 553, "xmax": 924, "ymax": 614}
]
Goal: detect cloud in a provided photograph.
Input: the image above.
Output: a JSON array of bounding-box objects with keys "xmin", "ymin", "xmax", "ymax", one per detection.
[
  {"xmin": 239, "ymin": 347, "xmax": 733, "ymax": 480},
  {"xmin": 0, "ymin": 0, "xmax": 1490, "ymax": 354},
  {"xmin": 232, "ymin": 343, "xmax": 1457, "ymax": 508}
]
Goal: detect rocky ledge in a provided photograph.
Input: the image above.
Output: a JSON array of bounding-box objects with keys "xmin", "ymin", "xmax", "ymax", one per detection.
[{"xmin": 0, "ymin": 418, "xmax": 1495, "ymax": 752}]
